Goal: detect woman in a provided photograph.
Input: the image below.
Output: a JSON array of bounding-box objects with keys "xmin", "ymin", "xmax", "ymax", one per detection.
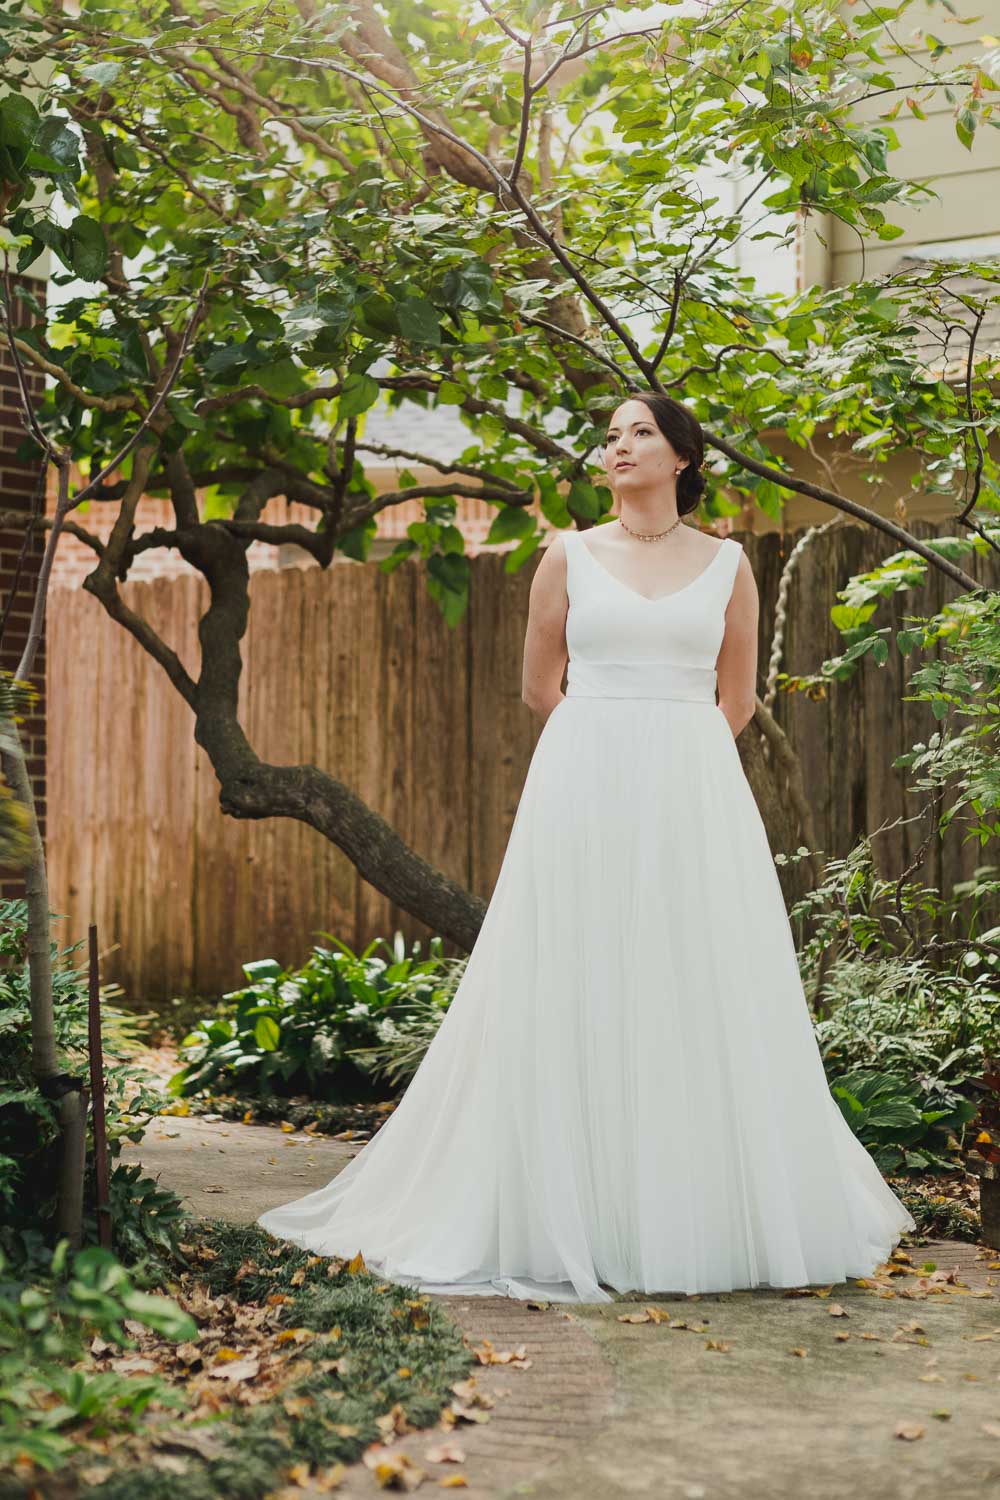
[{"xmin": 257, "ymin": 392, "xmax": 915, "ymax": 1303}]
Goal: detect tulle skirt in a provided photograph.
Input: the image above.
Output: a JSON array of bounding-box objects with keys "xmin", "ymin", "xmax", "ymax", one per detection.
[{"xmin": 257, "ymin": 695, "xmax": 915, "ymax": 1303}]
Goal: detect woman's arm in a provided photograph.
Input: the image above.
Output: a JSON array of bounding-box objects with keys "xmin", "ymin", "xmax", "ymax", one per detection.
[
  {"xmin": 715, "ymin": 550, "xmax": 759, "ymax": 739},
  {"xmin": 521, "ymin": 535, "xmax": 570, "ymax": 723}
]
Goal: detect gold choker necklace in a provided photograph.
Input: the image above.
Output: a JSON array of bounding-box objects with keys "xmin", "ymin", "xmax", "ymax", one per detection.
[{"xmin": 617, "ymin": 515, "xmax": 684, "ymax": 543}]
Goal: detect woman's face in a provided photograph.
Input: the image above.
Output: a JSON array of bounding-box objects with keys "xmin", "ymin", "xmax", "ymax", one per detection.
[{"xmin": 601, "ymin": 400, "xmax": 688, "ymax": 492}]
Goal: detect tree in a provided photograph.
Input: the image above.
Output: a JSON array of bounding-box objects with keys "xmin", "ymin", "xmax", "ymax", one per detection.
[{"xmin": 0, "ymin": 0, "xmax": 997, "ymax": 951}]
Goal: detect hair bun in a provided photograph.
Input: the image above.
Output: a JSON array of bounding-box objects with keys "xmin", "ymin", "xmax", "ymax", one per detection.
[{"xmin": 677, "ymin": 466, "xmax": 707, "ymax": 515}]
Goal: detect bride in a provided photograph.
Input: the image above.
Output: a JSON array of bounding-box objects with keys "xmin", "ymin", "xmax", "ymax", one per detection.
[{"xmin": 258, "ymin": 391, "xmax": 915, "ymax": 1304}]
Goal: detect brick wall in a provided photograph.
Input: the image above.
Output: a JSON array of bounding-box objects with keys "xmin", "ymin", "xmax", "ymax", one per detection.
[
  {"xmin": 0, "ymin": 276, "xmax": 47, "ymax": 900},
  {"xmin": 49, "ymin": 477, "xmax": 535, "ymax": 587}
]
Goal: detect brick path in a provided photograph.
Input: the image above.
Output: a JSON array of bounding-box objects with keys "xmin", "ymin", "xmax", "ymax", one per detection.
[
  {"xmin": 335, "ymin": 1294, "xmax": 618, "ymax": 1498},
  {"xmin": 123, "ymin": 1116, "xmax": 999, "ymax": 1499}
]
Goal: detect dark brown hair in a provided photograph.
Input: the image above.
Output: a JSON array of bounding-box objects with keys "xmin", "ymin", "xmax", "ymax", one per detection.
[{"xmin": 619, "ymin": 391, "xmax": 706, "ymax": 517}]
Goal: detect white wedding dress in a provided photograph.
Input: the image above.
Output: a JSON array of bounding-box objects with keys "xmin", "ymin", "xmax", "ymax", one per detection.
[{"xmin": 257, "ymin": 529, "xmax": 915, "ymax": 1303}]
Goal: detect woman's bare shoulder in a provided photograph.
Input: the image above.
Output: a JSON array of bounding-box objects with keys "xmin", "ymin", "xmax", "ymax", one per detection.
[{"xmin": 529, "ymin": 531, "xmax": 571, "ymax": 606}]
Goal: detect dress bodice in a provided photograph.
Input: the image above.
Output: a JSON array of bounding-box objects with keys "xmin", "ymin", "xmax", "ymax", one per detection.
[{"xmin": 563, "ymin": 530, "xmax": 743, "ymax": 703}]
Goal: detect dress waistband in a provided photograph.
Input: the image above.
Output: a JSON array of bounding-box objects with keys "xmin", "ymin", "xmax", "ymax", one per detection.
[{"xmin": 565, "ymin": 659, "xmax": 718, "ymax": 703}]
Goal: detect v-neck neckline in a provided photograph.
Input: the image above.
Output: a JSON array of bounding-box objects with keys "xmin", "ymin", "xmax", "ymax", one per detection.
[{"xmin": 578, "ymin": 533, "xmax": 729, "ymax": 605}]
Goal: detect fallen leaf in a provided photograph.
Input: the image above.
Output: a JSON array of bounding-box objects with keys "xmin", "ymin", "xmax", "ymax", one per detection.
[
  {"xmin": 450, "ymin": 1378, "xmax": 493, "ymax": 1408},
  {"xmin": 282, "ymin": 1396, "xmax": 315, "ymax": 1419},
  {"xmin": 151, "ymin": 1455, "xmax": 189, "ymax": 1474},
  {"xmin": 362, "ymin": 1448, "xmax": 425, "ymax": 1490},
  {"xmin": 376, "ymin": 1403, "xmax": 415, "ymax": 1441},
  {"xmin": 894, "ymin": 1421, "xmax": 924, "ymax": 1441},
  {"xmin": 208, "ymin": 1355, "xmax": 259, "ymax": 1382},
  {"xmin": 425, "ymin": 1441, "xmax": 465, "ymax": 1464},
  {"xmin": 109, "ymin": 1356, "xmax": 159, "ymax": 1374}
]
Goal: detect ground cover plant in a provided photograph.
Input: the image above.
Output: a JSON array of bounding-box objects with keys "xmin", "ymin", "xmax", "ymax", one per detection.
[{"xmin": 0, "ymin": 1221, "xmax": 479, "ymax": 1499}]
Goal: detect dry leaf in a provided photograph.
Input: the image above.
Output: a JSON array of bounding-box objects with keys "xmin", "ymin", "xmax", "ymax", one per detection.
[
  {"xmin": 376, "ymin": 1403, "xmax": 415, "ymax": 1441},
  {"xmin": 282, "ymin": 1396, "xmax": 315, "ymax": 1419},
  {"xmin": 208, "ymin": 1355, "xmax": 259, "ymax": 1382},
  {"xmin": 425, "ymin": 1441, "xmax": 466, "ymax": 1464},
  {"xmin": 150, "ymin": 1455, "xmax": 189, "ymax": 1475},
  {"xmin": 788, "ymin": 1347, "xmax": 808, "ymax": 1358},
  {"xmin": 894, "ymin": 1421, "xmax": 924, "ymax": 1441},
  {"xmin": 362, "ymin": 1448, "xmax": 425, "ymax": 1491},
  {"xmin": 827, "ymin": 1304, "xmax": 848, "ymax": 1318}
]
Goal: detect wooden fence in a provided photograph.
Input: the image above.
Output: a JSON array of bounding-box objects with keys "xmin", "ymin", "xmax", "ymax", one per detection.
[{"xmin": 47, "ymin": 519, "xmax": 1000, "ymax": 1004}]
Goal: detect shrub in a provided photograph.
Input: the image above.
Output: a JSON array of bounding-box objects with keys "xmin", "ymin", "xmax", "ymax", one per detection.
[
  {"xmin": 828, "ymin": 1067, "xmax": 977, "ymax": 1174},
  {"xmin": 169, "ymin": 931, "xmax": 462, "ymax": 1104},
  {"xmin": 0, "ymin": 1238, "xmax": 196, "ymax": 1474},
  {"xmin": 0, "ymin": 899, "xmax": 187, "ymax": 1271}
]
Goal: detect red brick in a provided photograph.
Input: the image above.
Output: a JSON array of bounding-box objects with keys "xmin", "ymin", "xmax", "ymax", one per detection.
[{"xmin": 0, "ymin": 276, "xmax": 46, "ymax": 828}]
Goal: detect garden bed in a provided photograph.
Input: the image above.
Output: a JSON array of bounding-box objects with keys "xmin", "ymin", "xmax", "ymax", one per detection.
[{"xmin": 2, "ymin": 1220, "xmax": 481, "ymax": 1500}]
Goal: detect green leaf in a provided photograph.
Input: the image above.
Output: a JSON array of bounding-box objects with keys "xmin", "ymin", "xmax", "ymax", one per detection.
[
  {"xmin": 255, "ymin": 358, "xmax": 306, "ymax": 398},
  {"xmin": 31, "ymin": 117, "xmax": 80, "ymax": 172},
  {"xmin": 242, "ymin": 958, "xmax": 282, "ymax": 982},
  {"xmin": 120, "ymin": 1291, "xmax": 199, "ymax": 1341},
  {"xmin": 68, "ymin": 215, "xmax": 107, "ymax": 280},
  {"xmin": 337, "ymin": 373, "xmax": 379, "ymax": 419},
  {"xmin": 486, "ymin": 506, "xmax": 535, "ymax": 544},
  {"xmin": 568, "ymin": 479, "xmax": 601, "ymax": 520},
  {"xmin": 0, "ymin": 93, "xmax": 38, "ymax": 156},
  {"xmin": 955, "ymin": 108, "xmax": 977, "ymax": 151},
  {"xmin": 396, "ymin": 297, "xmax": 441, "ymax": 345},
  {"xmin": 81, "ymin": 61, "xmax": 122, "ymax": 87},
  {"xmin": 254, "ymin": 1015, "xmax": 281, "ymax": 1051}
]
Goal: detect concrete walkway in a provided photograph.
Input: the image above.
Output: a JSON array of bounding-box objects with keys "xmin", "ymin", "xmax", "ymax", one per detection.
[{"xmin": 122, "ymin": 1115, "xmax": 1000, "ymax": 1500}]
